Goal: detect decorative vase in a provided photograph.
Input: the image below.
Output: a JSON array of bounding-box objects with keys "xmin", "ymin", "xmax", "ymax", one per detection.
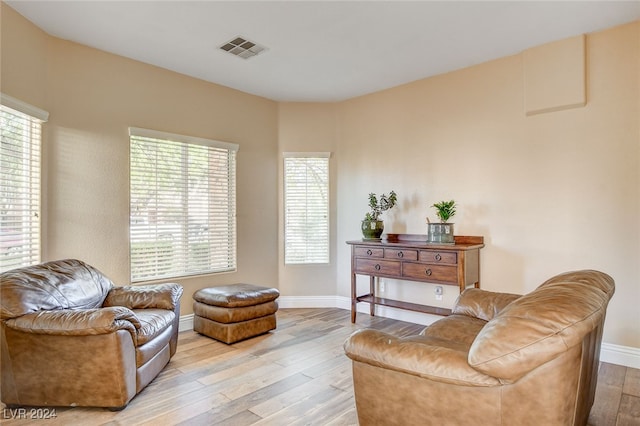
[
  {"xmin": 427, "ymin": 223, "xmax": 455, "ymax": 244},
  {"xmin": 361, "ymin": 220, "xmax": 384, "ymax": 240}
]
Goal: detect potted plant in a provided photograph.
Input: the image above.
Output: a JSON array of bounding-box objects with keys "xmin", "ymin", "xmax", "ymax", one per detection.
[
  {"xmin": 362, "ymin": 191, "xmax": 397, "ymax": 240},
  {"xmin": 427, "ymin": 199, "xmax": 456, "ymax": 244}
]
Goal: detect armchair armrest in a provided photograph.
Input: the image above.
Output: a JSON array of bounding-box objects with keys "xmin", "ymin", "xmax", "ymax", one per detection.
[
  {"xmin": 452, "ymin": 288, "xmax": 521, "ymax": 321},
  {"xmin": 4, "ymin": 306, "xmax": 140, "ymax": 338},
  {"xmin": 104, "ymin": 283, "xmax": 183, "ymax": 310},
  {"xmin": 344, "ymin": 329, "xmax": 499, "ymax": 387}
]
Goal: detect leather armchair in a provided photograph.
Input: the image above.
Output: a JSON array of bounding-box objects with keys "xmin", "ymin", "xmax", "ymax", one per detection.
[
  {"xmin": 344, "ymin": 270, "xmax": 615, "ymax": 426},
  {"xmin": 1, "ymin": 259, "xmax": 183, "ymax": 410}
]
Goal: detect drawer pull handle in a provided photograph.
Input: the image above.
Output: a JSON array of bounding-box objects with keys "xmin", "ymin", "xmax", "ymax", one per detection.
[
  {"xmin": 425, "ymin": 268, "xmax": 432, "ymax": 276},
  {"xmin": 397, "ymin": 251, "xmax": 404, "ymax": 258},
  {"xmin": 375, "ymin": 264, "xmax": 381, "ymax": 271},
  {"xmin": 435, "ymin": 254, "xmax": 442, "ymax": 261},
  {"xmin": 367, "ymin": 249, "xmax": 373, "ymax": 256}
]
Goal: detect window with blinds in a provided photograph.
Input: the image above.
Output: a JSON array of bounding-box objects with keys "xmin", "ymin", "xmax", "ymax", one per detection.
[
  {"xmin": 0, "ymin": 95, "xmax": 48, "ymax": 273},
  {"xmin": 284, "ymin": 153, "xmax": 330, "ymax": 264},
  {"xmin": 129, "ymin": 128, "xmax": 238, "ymax": 282}
]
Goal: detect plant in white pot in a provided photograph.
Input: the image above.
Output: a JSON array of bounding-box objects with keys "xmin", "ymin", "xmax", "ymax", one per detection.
[
  {"xmin": 362, "ymin": 191, "xmax": 397, "ymax": 240},
  {"xmin": 427, "ymin": 200, "xmax": 456, "ymax": 244}
]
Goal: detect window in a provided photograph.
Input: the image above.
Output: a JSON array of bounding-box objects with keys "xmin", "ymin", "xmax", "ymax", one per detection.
[
  {"xmin": 0, "ymin": 94, "xmax": 48, "ymax": 273},
  {"xmin": 129, "ymin": 128, "xmax": 238, "ymax": 282},
  {"xmin": 284, "ymin": 153, "xmax": 330, "ymax": 264}
]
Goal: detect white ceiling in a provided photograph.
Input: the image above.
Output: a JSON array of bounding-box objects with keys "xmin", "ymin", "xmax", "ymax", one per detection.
[{"xmin": 6, "ymin": 1, "xmax": 640, "ymax": 102}]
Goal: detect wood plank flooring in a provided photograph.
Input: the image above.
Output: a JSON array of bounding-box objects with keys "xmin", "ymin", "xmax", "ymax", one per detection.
[{"xmin": 1, "ymin": 308, "xmax": 638, "ymax": 425}]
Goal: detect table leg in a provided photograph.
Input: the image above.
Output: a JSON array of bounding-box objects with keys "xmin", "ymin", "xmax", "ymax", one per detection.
[
  {"xmin": 351, "ymin": 272, "xmax": 357, "ymax": 323},
  {"xmin": 370, "ymin": 276, "xmax": 375, "ymax": 317}
]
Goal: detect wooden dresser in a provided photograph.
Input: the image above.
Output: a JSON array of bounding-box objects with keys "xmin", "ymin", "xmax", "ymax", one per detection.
[{"xmin": 346, "ymin": 234, "xmax": 484, "ymax": 323}]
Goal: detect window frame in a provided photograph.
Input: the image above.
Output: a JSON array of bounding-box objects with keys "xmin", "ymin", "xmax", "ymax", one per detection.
[
  {"xmin": 0, "ymin": 94, "xmax": 48, "ymax": 273},
  {"xmin": 129, "ymin": 127, "xmax": 238, "ymax": 282},
  {"xmin": 283, "ymin": 152, "xmax": 331, "ymax": 265}
]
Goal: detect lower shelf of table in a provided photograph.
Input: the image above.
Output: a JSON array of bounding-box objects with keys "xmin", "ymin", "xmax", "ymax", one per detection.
[{"xmin": 355, "ymin": 294, "xmax": 452, "ymax": 317}]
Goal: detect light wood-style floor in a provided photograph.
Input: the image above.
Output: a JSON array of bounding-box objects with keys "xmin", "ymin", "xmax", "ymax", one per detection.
[{"xmin": 1, "ymin": 308, "xmax": 639, "ymax": 425}]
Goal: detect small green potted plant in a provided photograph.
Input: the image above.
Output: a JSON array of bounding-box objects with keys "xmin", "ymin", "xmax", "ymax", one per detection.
[
  {"xmin": 427, "ymin": 199, "xmax": 456, "ymax": 244},
  {"xmin": 362, "ymin": 191, "xmax": 397, "ymax": 240}
]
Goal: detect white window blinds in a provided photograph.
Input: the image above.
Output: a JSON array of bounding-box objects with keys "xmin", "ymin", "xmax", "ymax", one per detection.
[
  {"xmin": 129, "ymin": 128, "xmax": 238, "ymax": 282},
  {"xmin": 284, "ymin": 153, "xmax": 330, "ymax": 264},
  {"xmin": 0, "ymin": 94, "xmax": 48, "ymax": 273}
]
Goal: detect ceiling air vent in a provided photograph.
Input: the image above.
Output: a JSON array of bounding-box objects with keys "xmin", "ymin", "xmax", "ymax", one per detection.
[{"xmin": 219, "ymin": 36, "xmax": 266, "ymax": 59}]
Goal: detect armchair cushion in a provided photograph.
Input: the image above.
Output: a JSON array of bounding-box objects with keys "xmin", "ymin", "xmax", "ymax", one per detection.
[
  {"xmin": 451, "ymin": 288, "xmax": 521, "ymax": 322},
  {"xmin": 344, "ymin": 328, "xmax": 500, "ymax": 387},
  {"xmin": 540, "ymin": 269, "xmax": 616, "ymax": 297},
  {"xmin": 468, "ymin": 272, "xmax": 614, "ymax": 382},
  {"xmin": 420, "ymin": 313, "xmax": 487, "ymax": 348},
  {"xmin": 133, "ymin": 309, "xmax": 176, "ymax": 346},
  {"xmin": 5, "ymin": 306, "xmax": 140, "ymax": 338},
  {"xmin": 104, "ymin": 283, "xmax": 183, "ymax": 311},
  {"xmin": 0, "ymin": 259, "xmax": 114, "ymax": 320}
]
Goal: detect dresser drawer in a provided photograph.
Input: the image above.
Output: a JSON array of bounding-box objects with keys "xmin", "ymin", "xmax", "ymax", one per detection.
[
  {"xmin": 384, "ymin": 248, "xmax": 418, "ymax": 261},
  {"xmin": 355, "ymin": 258, "xmax": 401, "ymax": 276},
  {"xmin": 419, "ymin": 250, "xmax": 457, "ymax": 264},
  {"xmin": 402, "ymin": 262, "xmax": 457, "ymax": 283},
  {"xmin": 354, "ymin": 247, "xmax": 384, "ymax": 258}
]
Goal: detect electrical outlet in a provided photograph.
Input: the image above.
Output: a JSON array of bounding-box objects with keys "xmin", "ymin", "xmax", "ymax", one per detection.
[{"xmin": 435, "ymin": 286, "xmax": 443, "ymax": 301}]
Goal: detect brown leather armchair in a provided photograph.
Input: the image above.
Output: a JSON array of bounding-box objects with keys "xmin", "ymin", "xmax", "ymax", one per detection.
[
  {"xmin": 344, "ymin": 270, "xmax": 615, "ymax": 426},
  {"xmin": 1, "ymin": 259, "xmax": 183, "ymax": 410}
]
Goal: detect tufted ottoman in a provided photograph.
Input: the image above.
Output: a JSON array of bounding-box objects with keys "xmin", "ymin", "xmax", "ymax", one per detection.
[{"xmin": 193, "ymin": 283, "xmax": 279, "ymax": 344}]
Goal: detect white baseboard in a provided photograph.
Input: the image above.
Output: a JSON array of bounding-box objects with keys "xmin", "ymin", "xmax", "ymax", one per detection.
[
  {"xmin": 179, "ymin": 296, "xmax": 640, "ymax": 369},
  {"xmin": 601, "ymin": 343, "xmax": 640, "ymax": 369},
  {"xmin": 179, "ymin": 313, "xmax": 194, "ymax": 332}
]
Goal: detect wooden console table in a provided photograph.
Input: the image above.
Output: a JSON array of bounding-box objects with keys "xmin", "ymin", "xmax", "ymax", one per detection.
[{"xmin": 347, "ymin": 234, "xmax": 484, "ymax": 323}]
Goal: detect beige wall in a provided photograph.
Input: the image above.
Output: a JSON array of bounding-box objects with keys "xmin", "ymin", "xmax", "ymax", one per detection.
[
  {"xmin": 333, "ymin": 21, "xmax": 640, "ymax": 347},
  {"xmin": 2, "ymin": 3, "xmax": 639, "ymax": 349},
  {"xmin": 277, "ymin": 103, "xmax": 339, "ymax": 297},
  {"xmin": 0, "ymin": 3, "xmax": 48, "ymax": 108},
  {"xmin": 1, "ymin": 5, "xmax": 279, "ymax": 315}
]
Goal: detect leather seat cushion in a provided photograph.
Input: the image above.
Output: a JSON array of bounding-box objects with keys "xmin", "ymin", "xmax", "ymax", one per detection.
[
  {"xmin": 420, "ymin": 314, "xmax": 487, "ymax": 350},
  {"xmin": 136, "ymin": 324, "xmax": 173, "ymax": 367},
  {"xmin": 193, "ymin": 284, "xmax": 279, "ymax": 308},
  {"xmin": 133, "ymin": 308, "xmax": 175, "ymax": 346}
]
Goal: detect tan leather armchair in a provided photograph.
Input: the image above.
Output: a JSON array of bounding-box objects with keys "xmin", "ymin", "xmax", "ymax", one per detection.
[
  {"xmin": 344, "ymin": 270, "xmax": 615, "ymax": 426},
  {"xmin": 1, "ymin": 259, "xmax": 183, "ymax": 410}
]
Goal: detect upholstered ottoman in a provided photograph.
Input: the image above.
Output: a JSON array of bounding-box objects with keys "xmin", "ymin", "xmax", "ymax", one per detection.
[{"xmin": 193, "ymin": 283, "xmax": 279, "ymax": 344}]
